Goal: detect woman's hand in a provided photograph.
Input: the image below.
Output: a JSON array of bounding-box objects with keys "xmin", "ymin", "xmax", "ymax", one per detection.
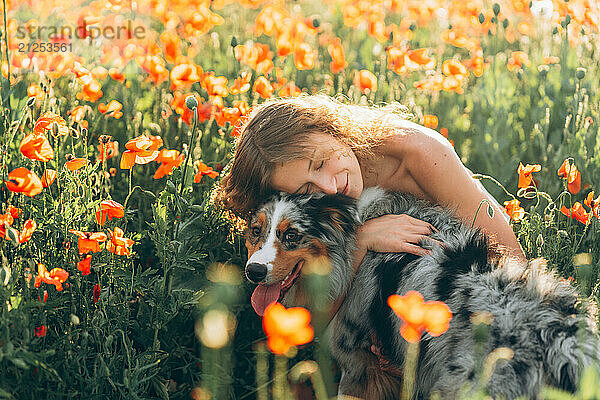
[{"xmin": 356, "ymin": 214, "xmax": 442, "ymax": 256}]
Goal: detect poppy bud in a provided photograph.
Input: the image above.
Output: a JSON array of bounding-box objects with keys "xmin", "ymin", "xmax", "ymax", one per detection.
[
  {"xmin": 143, "ymin": 190, "xmax": 156, "ymax": 199},
  {"xmin": 81, "ymin": 127, "xmax": 88, "ymax": 137},
  {"xmin": 230, "ymin": 36, "xmax": 238, "ymax": 48},
  {"xmin": 26, "ymin": 96, "xmax": 37, "ymax": 108},
  {"xmin": 576, "ymin": 67, "xmax": 586, "ymax": 80},
  {"xmin": 493, "ymin": 3, "xmax": 500, "ymax": 16},
  {"xmin": 70, "ymin": 314, "xmax": 80, "ymax": 325},
  {"xmin": 166, "ymin": 180, "xmax": 177, "ymax": 194},
  {"xmin": 312, "ymin": 18, "xmax": 320, "ymax": 28},
  {"xmin": 552, "ymin": 27, "xmax": 558, "ymax": 35},
  {"xmin": 409, "ymin": 23, "xmax": 416, "ymax": 31},
  {"xmin": 538, "ymin": 65, "xmax": 549, "ymax": 78},
  {"xmin": 185, "ymin": 95, "xmax": 198, "ymax": 110},
  {"xmin": 502, "ymin": 19, "xmax": 508, "ymax": 29},
  {"xmin": 478, "ymin": 13, "xmax": 485, "ymax": 24}
]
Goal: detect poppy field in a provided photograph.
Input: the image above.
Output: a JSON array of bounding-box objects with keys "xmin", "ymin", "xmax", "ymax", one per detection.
[{"xmin": 1, "ymin": 0, "xmax": 600, "ymax": 398}]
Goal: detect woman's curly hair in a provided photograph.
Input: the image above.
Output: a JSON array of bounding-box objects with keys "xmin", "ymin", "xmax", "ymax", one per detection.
[{"xmin": 212, "ymin": 94, "xmax": 411, "ymax": 219}]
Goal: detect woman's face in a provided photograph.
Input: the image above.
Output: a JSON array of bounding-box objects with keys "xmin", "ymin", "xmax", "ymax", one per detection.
[{"xmin": 270, "ymin": 133, "xmax": 363, "ymax": 199}]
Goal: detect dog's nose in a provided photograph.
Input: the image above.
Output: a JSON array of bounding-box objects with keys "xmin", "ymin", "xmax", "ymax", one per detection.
[{"xmin": 246, "ymin": 263, "xmax": 268, "ymax": 283}]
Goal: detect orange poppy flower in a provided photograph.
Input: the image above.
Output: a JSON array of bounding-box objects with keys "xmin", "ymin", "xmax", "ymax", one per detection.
[
  {"xmin": 27, "ymin": 83, "xmax": 43, "ymax": 100},
  {"xmin": 252, "ymin": 76, "xmax": 274, "ymax": 99},
  {"xmin": 423, "ymin": 115, "xmax": 438, "ymax": 129},
  {"xmin": 65, "ymin": 158, "xmax": 88, "ymax": 172},
  {"xmin": 388, "ymin": 291, "xmax": 452, "ymax": 343},
  {"xmin": 154, "ymin": 149, "xmax": 184, "ymax": 179},
  {"xmin": 503, "ymin": 199, "xmax": 525, "ymax": 222},
  {"xmin": 0, "ymin": 212, "xmax": 14, "ymax": 240},
  {"xmin": 137, "ymin": 54, "xmax": 169, "ymax": 85},
  {"xmin": 278, "ymin": 82, "xmax": 302, "ymax": 98},
  {"xmin": 561, "ymin": 203, "xmax": 590, "ymax": 225},
  {"xmin": 354, "ymin": 70, "xmax": 378, "ymax": 94},
  {"xmin": 98, "ymin": 100, "xmax": 123, "ymax": 119},
  {"xmin": 557, "ymin": 159, "xmax": 581, "ymax": 194},
  {"xmin": 34, "ymin": 263, "xmax": 69, "ymax": 292},
  {"xmin": 106, "ymin": 227, "xmax": 134, "ymax": 256},
  {"xmin": 442, "ymin": 59, "xmax": 468, "ymax": 77},
  {"xmin": 18, "ymin": 219, "xmax": 37, "ymax": 243},
  {"xmin": 234, "ymin": 43, "xmax": 274, "ymax": 75},
  {"xmin": 68, "ymin": 229, "xmax": 107, "ymax": 254},
  {"xmin": 93, "ymin": 283, "xmax": 101, "ymax": 303},
  {"xmin": 262, "ymin": 302, "xmax": 314, "ymax": 355},
  {"xmin": 5, "ymin": 167, "xmax": 43, "ymax": 197},
  {"xmin": 229, "ymin": 72, "xmax": 251, "ymax": 95},
  {"xmin": 19, "ymin": 131, "xmax": 54, "ymax": 162},
  {"xmin": 160, "ymin": 29, "xmax": 182, "ymax": 64},
  {"xmin": 77, "ymin": 255, "xmax": 92, "ymax": 275},
  {"xmin": 517, "ymin": 163, "xmax": 541, "ymax": 188},
  {"xmin": 294, "ymin": 42, "xmax": 316, "ymax": 70},
  {"xmin": 95, "ymin": 199, "xmax": 125, "ymax": 225},
  {"xmin": 328, "ymin": 37, "xmax": 347, "ymax": 74},
  {"xmin": 77, "ymin": 73, "xmax": 103, "ymax": 102},
  {"xmin": 97, "ymin": 140, "xmax": 119, "ymax": 161},
  {"xmin": 584, "ymin": 192, "xmax": 600, "ymax": 220},
  {"xmin": 6, "ymin": 205, "xmax": 21, "ymax": 220},
  {"xmin": 170, "ymin": 63, "xmax": 203, "ymax": 89},
  {"xmin": 507, "ymin": 51, "xmax": 531, "ymax": 71},
  {"xmin": 214, "ymin": 107, "xmax": 242, "ymax": 128},
  {"xmin": 194, "ymin": 161, "xmax": 219, "ymax": 182},
  {"xmin": 33, "ymin": 111, "xmax": 69, "ymax": 137},
  {"xmin": 120, "ymin": 135, "xmax": 160, "ymax": 169},
  {"xmin": 108, "ymin": 67, "xmax": 125, "ymax": 83},
  {"xmin": 91, "ymin": 66, "xmax": 109, "ymax": 80},
  {"xmin": 202, "ymin": 73, "xmax": 229, "ymax": 97},
  {"xmin": 387, "ymin": 47, "xmax": 435, "ymax": 75}
]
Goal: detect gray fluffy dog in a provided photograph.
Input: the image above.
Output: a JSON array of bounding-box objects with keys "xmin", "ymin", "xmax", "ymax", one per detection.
[{"xmin": 244, "ymin": 187, "xmax": 600, "ymax": 399}]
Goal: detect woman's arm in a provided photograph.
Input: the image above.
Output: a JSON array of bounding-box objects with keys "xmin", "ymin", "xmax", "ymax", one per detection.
[{"xmin": 403, "ymin": 130, "xmax": 526, "ymax": 262}]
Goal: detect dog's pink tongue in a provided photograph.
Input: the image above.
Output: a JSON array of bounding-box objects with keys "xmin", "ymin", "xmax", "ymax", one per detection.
[{"xmin": 251, "ymin": 284, "xmax": 281, "ymax": 316}]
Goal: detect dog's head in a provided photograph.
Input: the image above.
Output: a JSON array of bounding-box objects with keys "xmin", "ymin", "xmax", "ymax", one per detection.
[{"xmin": 245, "ymin": 192, "xmax": 360, "ymax": 316}]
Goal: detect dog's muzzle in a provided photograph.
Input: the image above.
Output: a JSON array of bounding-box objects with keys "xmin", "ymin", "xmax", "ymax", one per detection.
[{"xmin": 246, "ymin": 262, "xmax": 267, "ymax": 283}]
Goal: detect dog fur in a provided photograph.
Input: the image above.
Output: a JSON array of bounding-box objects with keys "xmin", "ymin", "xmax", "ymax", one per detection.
[{"xmin": 245, "ymin": 187, "xmax": 600, "ymax": 399}]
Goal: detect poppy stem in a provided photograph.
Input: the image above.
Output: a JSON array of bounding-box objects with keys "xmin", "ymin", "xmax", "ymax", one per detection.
[
  {"xmin": 401, "ymin": 341, "xmax": 420, "ymax": 400},
  {"xmin": 180, "ymin": 107, "xmax": 198, "ymax": 196}
]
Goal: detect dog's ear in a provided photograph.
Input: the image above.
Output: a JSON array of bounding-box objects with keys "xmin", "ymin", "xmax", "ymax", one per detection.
[{"xmin": 304, "ymin": 194, "xmax": 360, "ymax": 234}]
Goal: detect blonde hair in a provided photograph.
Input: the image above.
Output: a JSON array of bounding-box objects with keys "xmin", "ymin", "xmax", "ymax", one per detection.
[{"xmin": 213, "ymin": 94, "xmax": 411, "ymax": 218}]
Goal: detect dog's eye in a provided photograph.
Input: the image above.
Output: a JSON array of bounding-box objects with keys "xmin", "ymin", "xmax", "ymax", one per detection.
[
  {"xmin": 283, "ymin": 229, "xmax": 300, "ymax": 241},
  {"xmin": 251, "ymin": 226, "xmax": 262, "ymax": 237}
]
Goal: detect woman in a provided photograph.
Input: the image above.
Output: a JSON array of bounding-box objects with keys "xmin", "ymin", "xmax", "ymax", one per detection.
[{"xmin": 215, "ymin": 94, "xmax": 526, "ymax": 281}]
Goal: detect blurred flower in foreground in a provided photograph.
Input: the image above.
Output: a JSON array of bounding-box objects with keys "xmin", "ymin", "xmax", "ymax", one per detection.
[
  {"xmin": 154, "ymin": 149, "xmax": 185, "ymax": 179},
  {"xmin": 517, "ymin": 163, "xmax": 541, "ymax": 188},
  {"xmin": 34, "ymin": 263, "xmax": 69, "ymax": 292},
  {"xmin": 387, "ymin": 291, "xmax": 452, "ymax": 343},
  {"xmin": 503, "ymin": 199, "xmax": 525, "ymax": 222},
  {"xmin": 557, "ymin": 159, "xmax": 581, "ymax": 194},
  {"xmin": 196, "ymin": 309, "xmax": 237, "ymax": 349},
  {"xmin": 263, "ymin": 302, "xmax": 314, "ymax": 355},
  {"xmin": 423, "ymin": 115, "xmax": 438, "ymax": 129}
]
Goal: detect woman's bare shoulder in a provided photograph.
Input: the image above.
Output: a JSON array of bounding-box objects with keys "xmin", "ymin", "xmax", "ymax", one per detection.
[{"xmin": 382, "ymin": 120, "xmax": 452, "ymax": 159}]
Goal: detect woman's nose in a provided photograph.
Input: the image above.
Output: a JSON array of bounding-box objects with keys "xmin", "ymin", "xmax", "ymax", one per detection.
[{"xmin": 316, "ymin": 175, "xmax": 337, "ymax": 194}]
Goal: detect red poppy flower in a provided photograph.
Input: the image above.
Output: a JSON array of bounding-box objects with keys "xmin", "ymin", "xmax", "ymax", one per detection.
[
  {"xmin": 106, "ymin": 227, "xmax": 134, "ymax": 256},
  {"xmin": 5, "ymin": 167, "xmax": 43, "ymax": 197},
  {"xmin": 557, "ymin": 159, "xmax": 581, "ymax": 194},
  {"xmin": 93, "ymin": 283, "xmax": 101, "ymax": 303},
  {"xmin": 120, "ymin": 135, "xmax": 160, "ymax": 169},
  {"xmin": 95, "ymin": 199, "xmax": 125, "ymax": 225},
  {"xmin": 517, "ymin": 163, "xmax": 541, "ymax": 188},
  {"xmin": 194, "ymin": 161, "xmax": 219, "ymax": 183},
  {"xmin": 68, "ymin": 229, "xmax": 108, "ymax": 254},
  {"xmin": 503, "ymin": 199, "xmax": 525, "ymax": 222},
  {"xmin": 77, "ymin": 255, "xmax": 92, "ymax": 275},
  {"xmin": 154, "ymin": 149, "xmax": 184, "ymax": 179},
  {"xmin": 252, "ymin": 76, "xmax": 274, "ymax": 99},
  {"xmin": 354, "ymin": 70, "xmax": 378, "ymax": 94},
  {"xmin": 18, "ymin": 219, "xmax": 37, "ymax": 243},
  {"xmin": 34, "ymin": 325, "xmax": 47, "ymax": 337},
  {"xmin": 41, "ymin": 169, "xmax": 57, "ymax": 188},
  {"xmin": 19, "ymin": 131, "xmax": 54, "ymax": 162},
  {"xmin": 34, "ymin": 263, "xmax": 69, "ymax": 292},
  {"xmin": 65, "ymin": 158, "xmax": 88, "ymax": 172},
  {"xmin": 561, "ymin": 203, "xmax": 590, "ymax": 225}
]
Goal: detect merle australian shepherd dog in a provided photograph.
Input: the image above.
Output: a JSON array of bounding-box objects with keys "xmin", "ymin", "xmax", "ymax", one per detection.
[{"xmin": 244, "ymin": 187, "xmax": 600, "ymax": 399}]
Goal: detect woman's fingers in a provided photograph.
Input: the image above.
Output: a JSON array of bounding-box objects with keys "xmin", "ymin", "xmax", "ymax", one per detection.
[{"xmin": 401, "ymin": 243, "xmax": 432, "ymax": 256}]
